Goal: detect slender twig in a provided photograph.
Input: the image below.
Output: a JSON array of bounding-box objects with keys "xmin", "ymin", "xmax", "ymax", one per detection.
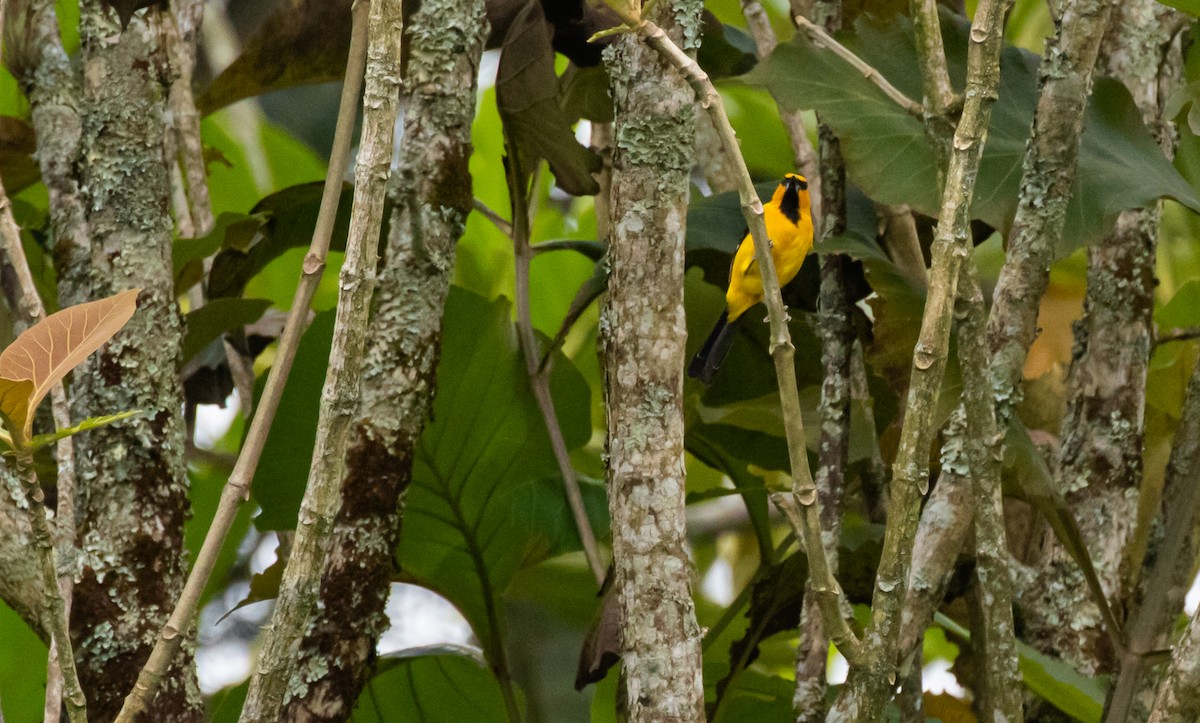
[
  {"xmin": 741, "ymin": 0, "xmax": 820, "ymax": 202},
  {"xmin": 1154, "ymin": 326, "xmax": 1200, "ymax": 347},
  {"xmin": 909, "ymin": 0, "xmax": 959, "ymax": 116},
  {"xmin": 794, "ymin": 15, "xmax": 924, "ymax": 118},
  {"xmin": 238, "ymin": 2, "xmax": 397, "ymax": 716},
  {"xmin": 505, "ymin": 138, "xmax": 606, "ymax": 588},
  {"xmin": 472, "ymin": 197, "xmax": 514, "ymax": 237},
  {"xmin": 622, "ymin": 13, "xmax": 863, "ymax": 665},
  {"xmin": 13, "ymin": 458, "xmax": 87, "ymax": 722},
  {"xmin": 877, "ymin": 203, "xmax": 928, "ymax": 285},
  {"xmin": 1109, "ymin": 355, "xmax": 1200, "ymax": 722},
  {"xmin": 110, "ymin": 5, "xmax": 371, "ymax": 721}
]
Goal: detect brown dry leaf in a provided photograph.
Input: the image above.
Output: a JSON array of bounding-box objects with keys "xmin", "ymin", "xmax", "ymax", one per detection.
[{"xmin": 0, "ymin": 289, "xmax": 139, "ymax": 443}]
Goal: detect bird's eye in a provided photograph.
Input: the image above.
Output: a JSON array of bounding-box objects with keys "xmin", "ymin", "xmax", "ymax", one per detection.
[{"xmin": 797, "ymin": 179, "xmax": 808, "ymax": 191}]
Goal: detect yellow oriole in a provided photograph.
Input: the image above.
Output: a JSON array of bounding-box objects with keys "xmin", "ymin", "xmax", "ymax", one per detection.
[{"xmin": 688, "ymin": 173, "xmax": 814, "ymax": 384}]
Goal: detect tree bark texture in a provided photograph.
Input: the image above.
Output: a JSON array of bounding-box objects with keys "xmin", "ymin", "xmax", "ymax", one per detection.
[
  {"xmin": 602, "ymin": 1, "xmax": 705, "ymax": 719},
  {"xmin": 280, "ymin": 1, "xmax": 487, "ymax": 720},
  {"xmin": 61, "ymin": 4, "xmax": 200, "ymax": 720},
  {"xmin": 1016, "ymin": 0, "xmax": 1175, "ymax": 682}
]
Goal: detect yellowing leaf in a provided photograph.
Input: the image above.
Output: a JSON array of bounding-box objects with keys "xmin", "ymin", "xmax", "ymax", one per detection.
[{"xmin": 0, "ymin": 289, "xmax": 140, "ymax": 444}]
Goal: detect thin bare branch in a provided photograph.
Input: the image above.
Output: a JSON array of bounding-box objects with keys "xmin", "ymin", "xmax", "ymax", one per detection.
[{"xmin": 794, "ymin": 15, "xmax": 924, "ymax": 118}]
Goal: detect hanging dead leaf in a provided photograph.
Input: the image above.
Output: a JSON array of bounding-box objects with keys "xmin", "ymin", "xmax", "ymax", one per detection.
[{"xmin": 0, "ymin": 289, "xmax": 140, "ymax": 444}]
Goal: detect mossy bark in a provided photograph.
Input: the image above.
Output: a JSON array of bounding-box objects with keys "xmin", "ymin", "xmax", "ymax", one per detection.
[{"xmin": 279, "ymin": 2, "xmax": 487, "ymax": 720}]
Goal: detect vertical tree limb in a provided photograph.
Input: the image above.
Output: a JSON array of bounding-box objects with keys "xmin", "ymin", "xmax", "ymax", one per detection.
[
  {"xmin": 238, "ymin": 0, "xmax": 398, "ymax": 717},
  {"xmin": 987, "ymin": 0, "xmax": 1125, "ymax": 678},
  {"xmin": 1144, "ymin": 358, "xmax": 1200, "ymax": 723},
  {"xmin": 829, "ymin": 0, "xmax": 1013, "ymax": 716},
  {"xmin": 280, "ymin": 1, "xmax": 488, "ymax": 718},
  {"xmin": 1053, "ymin": 8, "xmax": 1188, "ymax": 717},
  {"xmin": 602, "ymin": 1, "xmax": 706, "ymax": 717},
  {"xmin": 956, "ymin": 264, "xmax": 1021, "ymax": 721}
]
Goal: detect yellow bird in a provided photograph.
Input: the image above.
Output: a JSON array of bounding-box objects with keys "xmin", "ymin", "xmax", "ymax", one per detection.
[{"xmin": 688, "ymin": 173, "xmax": 814, "ymax": 384}]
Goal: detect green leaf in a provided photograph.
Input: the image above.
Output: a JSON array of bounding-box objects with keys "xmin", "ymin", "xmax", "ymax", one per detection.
[
  {"xmin": 1155, "ymin": 0, "xmax": 1200, "ymax": 16},
  {"xmin": 173, "ymin": 213, "xmax": 264, "ymax": 291},
  {"xmin": 496, "ymin": 0, "xmax": 601, "ymax": 195},
  {"xmin": 207, "ymin": 182, "xmax": 362, "ymax": 301},
  {"xmin": 745, "ymin": 11, "xmax": 1200, "ymax": 255},
  {"xmin": 352, "ymin": 649, "xmax": 510, "ymax": 722},
  {"xmin": 0, "ymin": 116, "xmax": 40, "ymax": 195},
  {"xmin": 197, "ymin": 0, "xmax": 351, "ymax": 115},
  {"xmin": 712, "ymin": 552, "xmax": 808, "ymax": 712},
  {"xmin": 559, "ymin": 64, "xmax": 613, "ymax": 124},
  {"xmin": 250, "ymin": 310, "xmax": 335, "ymax": 530},
  {"xmin": 201, "ymin": 112, "xmax": 326, "ymax": 219},
  {"xmin": 0, "ymin": 600, "xmax": 46, "ymax": 722},
  {"xmin": 399, "ymin": 288, "xmax": 591, "ymax": 659},
  {"xmin": 25, "ymin": 410, "xmax": 143, "ymax": 452},
  {"xmin": 1156, "ymin": 279, "xmax": 1200, "ymax": 328},
  {"xmin": 506, "ymin": 475, "xmax": 610, "ymax": 560},
  {"xmin": 696, "ymin": 20, "xmax": 757, "ymax": 80},
  {"xmin": 687, "ymin": 422, "xmax": 786, "ymax": 564},
  {"xmin": 182, "ymin": 298, "xmax": 272, "ymax": 365}
]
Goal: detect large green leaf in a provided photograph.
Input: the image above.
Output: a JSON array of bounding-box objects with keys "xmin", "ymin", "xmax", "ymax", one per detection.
[
  {"xmin": 201, "ymin": 111, "xmax": 326, "ymax": 219},
  {"xmin": 398, "ymin": 288, "xmax": 591, "ymax": 659},
  {"xmin": 249, "ymin": 310, "xmax": 335, "ymax": 530},
  {"xmin": 181, "ymin": 298, "xmax": 272, "ymax": 365},
  {"xmin": 937, "ymin": 612, "xmax": 1106, "ymax": 723},
  {"xmin": 206, "ymin": 182, "xmax": 362, "ymax": 301},
  {"xmin": 197, "ymin": 0, "xmax": 352, "ymax": 115},
  {"xmin": 745, "ymin": 11, "xmax": 1200, "ymax": 255},
  {"xmin": 0, "ymin": 600, "xmax": 46, "ymax": 721},
  {"xmin": 352, "ymin": 648, "xmax": 510, "ymax": 722}
]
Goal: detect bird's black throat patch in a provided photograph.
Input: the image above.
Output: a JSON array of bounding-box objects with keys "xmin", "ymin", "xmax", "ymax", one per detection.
[{"xmin": 778, "ymin": 187, "xmax": 801, "ymax": 224}]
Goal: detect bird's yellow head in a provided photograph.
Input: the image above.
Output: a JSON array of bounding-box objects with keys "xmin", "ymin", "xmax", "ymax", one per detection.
[{"xmin": 774, "ymin": 173, "xmax": 810, "ymax": 224}]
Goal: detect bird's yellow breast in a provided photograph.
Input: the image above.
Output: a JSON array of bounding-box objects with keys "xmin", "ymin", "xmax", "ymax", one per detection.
[{"xmin": 724, "ymin": 201, "xmax": 814, "ymax": 322}]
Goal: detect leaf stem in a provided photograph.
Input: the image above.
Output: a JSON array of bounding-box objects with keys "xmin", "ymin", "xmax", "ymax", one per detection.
[
  {"xmin": 14, "ymin": 457, "xmax": 87, "ymax": 722},
  {"xmin": 504, "ymin": 133, "xmax": 606, "ymax": 588},
  {"xmin": 111, "ymin": 4, "xmax": 371, "ymax": 721}
]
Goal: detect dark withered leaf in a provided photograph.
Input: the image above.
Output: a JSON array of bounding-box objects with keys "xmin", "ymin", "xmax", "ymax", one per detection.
[
  {"xmin": 497, "ymin": 0, "xmax": 600, "ymax": 195},
  {"xmin": 101, "ymin": 0, "xmax": 167, "ymax": 30}
]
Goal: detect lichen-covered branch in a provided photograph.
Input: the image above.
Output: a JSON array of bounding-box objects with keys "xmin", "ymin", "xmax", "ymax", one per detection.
[
  {"xmin": 280, "ymin": 2, "xmax": 487, "ymax": 719},
  {"xmin": 791, "ymin": 1, "xmax": 857, "ymax": 716},
  {"xmin": 1144, "ymin": 353, "xmax": 1200, "ymax": 722},
  {"xmin": 956, "ymin": 265, "xmax": 1021, "ymax": 721},
  {"xmin": 112, "ymin": 6, "xmax": 370, "ymax": 721},
  {"xmin": 830, "ymin": 0, "xmax": 1013, "ymax": 716},
  {"xmin": 237, "ymin": 2, "xmax": 397, "ymax": 719},
  {"xmin": 984, "ymin": 0, "xmax": 1118, "ymax": 429},
  {"xmin": 601, "ymin": 2, "xmax": 705, "ymax": 717}
]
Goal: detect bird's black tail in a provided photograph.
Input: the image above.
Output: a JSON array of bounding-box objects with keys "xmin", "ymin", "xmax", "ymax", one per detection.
[{"xmin": 688, "ymin": 311, "xmax": 740, "ymax": 384}]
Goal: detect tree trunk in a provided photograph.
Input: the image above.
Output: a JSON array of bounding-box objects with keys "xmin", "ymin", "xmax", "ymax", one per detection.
[
  {"xmin": 602, "ymin": 1, "xmax": 705, "ymax": 719},
  {"xmin": 62, "ymin": 5, "xmax": 200, "ymax": 719}
]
